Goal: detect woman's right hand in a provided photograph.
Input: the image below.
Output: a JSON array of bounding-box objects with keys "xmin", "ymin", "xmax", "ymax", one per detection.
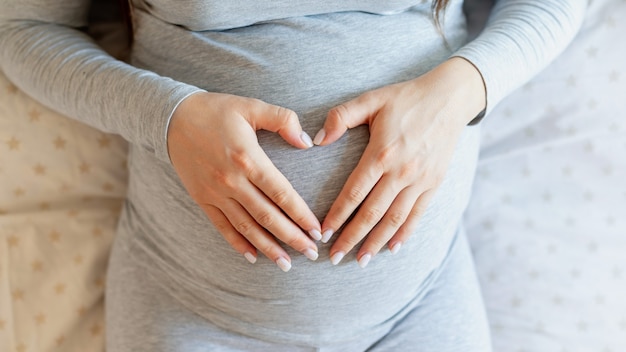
[{"xmin": 167, "ymin": 92, "xmax": 321, "ymax": 272}]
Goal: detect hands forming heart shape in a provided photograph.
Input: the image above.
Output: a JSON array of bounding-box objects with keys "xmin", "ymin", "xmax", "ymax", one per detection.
[{"xmin": 167, "ymin": 57, "xmax": 486, "ymax": 272}]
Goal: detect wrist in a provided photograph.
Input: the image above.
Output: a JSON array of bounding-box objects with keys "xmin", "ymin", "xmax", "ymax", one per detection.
[
  {"xmin": 166, "ymin": 90, "xmax": 209, "ymax": 159},
  {"xmin": 431, "ymin": 57, "xmax": 487, "ymax": 126}
]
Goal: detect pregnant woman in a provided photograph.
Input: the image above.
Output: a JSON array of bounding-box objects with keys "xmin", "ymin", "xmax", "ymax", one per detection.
[{"xmin": 0, "ymin": 0, "xmax": 585, "ymax": 350}]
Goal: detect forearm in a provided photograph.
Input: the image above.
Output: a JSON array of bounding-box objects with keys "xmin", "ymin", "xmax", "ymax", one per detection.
[
  {"xmin": 0, "ymin": 3, "xmax": 202, "ymax": 162},
  {"xmin": 454, "ymin": 0, "xmax": 587, "ymax": 114}
]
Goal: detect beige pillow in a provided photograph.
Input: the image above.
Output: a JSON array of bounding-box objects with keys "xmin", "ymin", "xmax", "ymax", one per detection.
[{"xmin": 0, "ymin": 27, "xmax": 128, "ymax": 352}]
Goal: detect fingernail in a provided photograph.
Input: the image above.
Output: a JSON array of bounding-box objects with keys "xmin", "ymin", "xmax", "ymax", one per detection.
[
  {"xmin": 358, "ymin": 253, "xmax": 372, "ymax": 268},
  {"xmin": 303, "ymin": 248, "xmax": 319, "ymax": 261},
  {"xmin": 300, "ymin": 131, "xmax": 314, "ymax": 148},
  {"xmin": 321, "ymin": 229, "xmax": 334, "ymax": 243},
  {"xmin": 244, "ymin": 252, "xmax": 257, "ymax": 264},
  {"xmin": 390, "ymin": 242, "xmax": 402, "ymax": 255},
  {"xmin": 309, "ymin": 229, "xmax": 322, "ymax": 241},
  {"xmin": 313, "ymin": 129, "xmax": 326, "ymax": 145},
  {"xmin": 330, "ymin": 251, "xmax": 345, "ymax": 265},
  {"xmin": 276, "ymin": 257, "xmax": 292, "ymax": 272}
]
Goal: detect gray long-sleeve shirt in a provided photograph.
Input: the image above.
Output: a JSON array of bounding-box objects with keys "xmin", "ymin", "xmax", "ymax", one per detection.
[{"xmin": 0, "ymin": 0, "xmax": 586, "ymax": 345}]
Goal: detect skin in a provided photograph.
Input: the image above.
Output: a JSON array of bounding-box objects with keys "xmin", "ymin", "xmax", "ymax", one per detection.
[
  {"xmin": 167, "ymin": 93, "xmax": 322, "ymax": 272},
  {"xmin": 167, "ymin": 56, "xmax": 486, "ymax": 271},
  {"xmin": 316, "ymin": 57, "xmax": 487, "ymax": 267}
]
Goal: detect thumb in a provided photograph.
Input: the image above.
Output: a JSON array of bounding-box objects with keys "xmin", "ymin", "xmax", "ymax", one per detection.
[
  {"xmin": 245, "ymin": 100, "xmax": 313, "ymax": 149},
  {"xmin": 313, "ymin": 93, "xmax": 382, "ymax": 146}
]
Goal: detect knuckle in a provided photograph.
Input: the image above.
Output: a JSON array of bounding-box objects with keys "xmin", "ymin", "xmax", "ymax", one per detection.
[
  {"xmin": 258, "ymin": 242, "xmax": 277, "ymax": 257},
  {"xmin": 329, "ymin": 104, "xmax": 350, "ymax": 127},
  {"xmin": 281, "ymin": 233, "xmax": 300, "ymax": 247},
  {"xmin": 210, "ymin": 218, "xmax": 231, "ymax": 233},
  {"xmin": 341, "ymin": 234, "xmax": 362, "ymax": 249},
  {"xmin": 329, "ymin": 104, "xmax": 345, "ymax": 118},
  {"xmin": 235, "ymin": 220, "xmax": 255, "ymax": 235},
  {"xmin": 347, "ymin": 187, "xmax": 367, "ymax": 204},
  {"xmin": 275, "ymin": 105, "xmax": 296, "ymax": 124},
  {"xmin": 212, "ymin": 169, "xmax": 237, "ymax": 190},
  {"xmin": 411, "ymin": 203, "xmax": 429, "ymax": 218},
  {"xmin": 230, "ymin": 150, "xmax": 255, "ymax": 174},
  {"xmin": 361, "ymin": 206, "xmax": 384, "ymax": 225},
  {"xmin": 398, "ymin": 161, "xmax": 419, "ymax": 180},
  {"xmin": 291, "ymin": 213, "xmax": 310, "ymax": 227},
  {"xmin": 229, "ymin": 236, "xmax": 250, "ymax": 251},
  {"xmin": 248, "ymin": 167, "xmax": 267, "ymax": 184},
  {"xmin": 375, "ymin": 145, "xmax": 398, "ymax": 168},
  {"xmin": 256, "ymin": 211, "xmax": 275, "ymax": 229},
  {"xmin": 367, "ymin": 236, "xmax": 389, "ymax": 252},
  {"xmin": 271, "ymin": 188, "xmax": 291, "ymax": 208},
  {"xmin": 387, "ymin": 211, "xmax": 406, "ymax": 228}
]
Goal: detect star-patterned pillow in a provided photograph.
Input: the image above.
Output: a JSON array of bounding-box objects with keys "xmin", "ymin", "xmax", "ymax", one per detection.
[
  {"xmin": 465, "ymin": 0, "xmax": 626, "ymax": 351},
  {"xmin": 0, "ymin": 27, "xmax": 129, "ymax": 352}
]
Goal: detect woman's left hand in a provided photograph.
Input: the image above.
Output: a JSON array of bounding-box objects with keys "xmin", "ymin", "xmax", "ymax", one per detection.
[{"xmin": 314, "ymin": 57, "xmax": 486, "ymax": 267}]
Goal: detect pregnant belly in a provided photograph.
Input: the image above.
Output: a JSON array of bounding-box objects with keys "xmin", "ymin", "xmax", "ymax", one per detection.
[
  {"xmin": 126, "ymin": 120, "xmax": 479, "ymax": 343},
  {"xmin": 125, "ymin": 6, "xmax": 476, "ymax": 343}
]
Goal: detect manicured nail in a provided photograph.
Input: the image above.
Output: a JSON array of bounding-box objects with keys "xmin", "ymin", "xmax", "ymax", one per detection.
[
  {"xmin": 276, "ymin": 257, "xmax": 292, "ymax": 272},
  {"xmin": 309, "ymin": 229, "xmax": 322, "ymax": 241},
  {"xmin": 300, "ymin": 131, "xmax": 314, "ymax": 148},
  {"xmin": 321, "ymin": 229, "xmax": 334, "ymax": 243},
  {"xmin": 390, "ymin": 242, "xmax": 402, "ymax": 255},
  {"xmin": 303, "ymin": 248, "xmax": 319, "ymax": 261},
  {"xmin": 313, "ymin": 129, "xmax": 326, "ymax": 145},
  {"xmin": 358, "ymin": 253, "xmax": 372, "ymax": 268},
  {"xmin": 330, "ymin": 251, "xmax": 345, "ymax": 265},
  {"xmin": 244, "ymin": 252, "xmax": 257, "ymax": 264}
]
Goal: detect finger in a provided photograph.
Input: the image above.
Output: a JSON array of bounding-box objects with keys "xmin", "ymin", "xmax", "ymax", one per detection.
[
  {"xmin": 314, "ymin": 91, "xmax": 383, "ymax": 146},
  {"xmin": 241, "ymin": 146, "xmax": 322, "ymax": 241},
  {"xmin": 221, "ymin": 199, "xmax": 295, "ymax": 272},
  {"xmin": 321, "ymin": 145, "xmax": 384, "ymax": 244},
  {"xmin": 387, "ymin": 188, "xmax": 437, "ymax": 254},
  {"xmin": 245, "ymin": 100, "xmax": 314, "ymax": 149},
  {"xmin": 234, "ymin": 181, "xmax": 319, "ymax": 261},
  {"xmin": 328, "ymin": 176, "xmax": 401, "ymax": 265},
  {"xmin": 202, "ymin": 203, "xmax": 258, "ymax": 264},
  {"xmin": 357, "ymin": 186, "xmax": 422, "ymax": 266}
]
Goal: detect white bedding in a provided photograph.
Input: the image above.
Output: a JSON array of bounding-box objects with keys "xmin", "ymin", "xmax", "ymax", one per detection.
[{"xmin": 466, "ymin": 0, "xmax": 626, "ymax": 350}]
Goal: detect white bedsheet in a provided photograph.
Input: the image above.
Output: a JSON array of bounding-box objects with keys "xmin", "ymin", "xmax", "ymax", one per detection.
[{"xmin": 466, "ymin": 0, "xmax": 626, "ymax": 350}]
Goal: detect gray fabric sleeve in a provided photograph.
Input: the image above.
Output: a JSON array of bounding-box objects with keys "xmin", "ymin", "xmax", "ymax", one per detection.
[
  {"xmin": 0, "ymin": 0, "xmax": 203, "ymax": 162},
  {"xmin": 454, "ymin": 0, "xmax": 588, "ymax": 115},
  {"xmin": 0, "ymin": 0, "xmax": 587, "ymax": 154}
]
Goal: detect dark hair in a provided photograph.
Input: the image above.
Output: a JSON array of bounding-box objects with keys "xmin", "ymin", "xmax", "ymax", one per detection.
[
  {"xmin": 118, "ymin": 0, "xmax": 133, "ymax": 44},
  {"xmin": 432, "ymin": 0, "xmax": 450, "ymax": 32}
]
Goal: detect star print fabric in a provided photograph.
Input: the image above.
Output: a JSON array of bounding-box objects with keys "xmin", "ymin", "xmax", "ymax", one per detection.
[
  {"xmin": 0, "ymin": 23, "xmax": 129, "ymax": 352},
  {"xmin": 465, "ymin": 0, "xmax": 626, "ymax": 351}
]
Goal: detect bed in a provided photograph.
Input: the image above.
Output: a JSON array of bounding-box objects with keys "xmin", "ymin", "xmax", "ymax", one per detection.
[{"xmin": 1, "ymin": 0, "xmax": 624, "ymax": 350}]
